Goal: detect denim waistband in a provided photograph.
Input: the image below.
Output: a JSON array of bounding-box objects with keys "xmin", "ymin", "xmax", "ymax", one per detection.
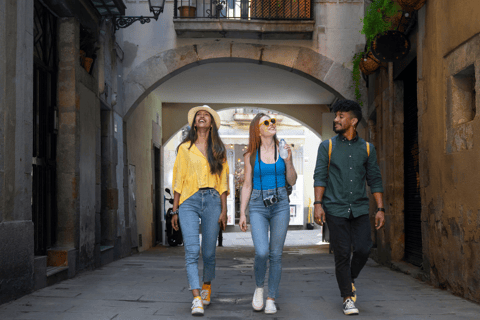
[{"xmin": 253, "ymin": 187, "xmax": 285, "ymax": 193}]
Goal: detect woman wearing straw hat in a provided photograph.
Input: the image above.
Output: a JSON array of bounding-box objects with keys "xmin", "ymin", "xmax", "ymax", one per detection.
[
  {"xmin": 171, "ymin": 105, "xmax": 229, "ymax": 316},
  {"xmin": 239, "ymin": 113, "xmax": 297, "ymax": 314}
]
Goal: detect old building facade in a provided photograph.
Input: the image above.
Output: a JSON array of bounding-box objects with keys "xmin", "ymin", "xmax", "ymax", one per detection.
[
  {"xmin": 0, "ymin": 0, "xmax": 132, "ymax": 303},
  {"xmin": 4, "ymin": 0, "xmax": 479, "ymax": 306},
  {"xmin": 366, "ymin": 0, "xmax": 480, "ymax": 303}
]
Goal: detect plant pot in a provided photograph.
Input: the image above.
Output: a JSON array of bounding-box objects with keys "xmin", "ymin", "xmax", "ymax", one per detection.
[
  {"xmin": 79, "ymin": 50, "xmax": 86, "ymax": 66},
  {"xmin": 397, "ymin": 0, "xmax": 427, "ymax": 12},
  {"xmin": 83, "ymin": 57, "xmax": 94, "ymax": 73},
  {"xmin": 178, "ymin": 6, "xmax": 196, "ymax": 18},
  {"xmin": 387, "ymin": 11, "xmax": 412, "ymax": 33},
  {"xmin": 372, "ymin": 30, "xmax": 411, "ymax": 62},
  {"xmin": 359, "ymin": 52, "xmax": 380, "ymax": 76}
]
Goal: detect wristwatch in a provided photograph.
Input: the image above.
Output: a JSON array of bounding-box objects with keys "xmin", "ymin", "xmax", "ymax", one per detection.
[
  {"xmin": 171, "ymin": 209, "xmax": 179, "ymax": 215},
  {"xmin": 377, "ymin": 208, "xmax": 385, "ymax": 212},
  {"xmin": 313, "ymin": 201, "xmax": 323, "ymax": 205}
]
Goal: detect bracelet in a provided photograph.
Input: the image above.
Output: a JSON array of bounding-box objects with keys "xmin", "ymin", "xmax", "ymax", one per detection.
[
  {"xmin": 313, "ymin": 201, "xmax": 323, "ymax": 205},
  {"xmin": 377, "ymin": 208, "xmax": 385, "ymax": 212},
  {"xmin": 171, "ymin": 209, "xmax": 179, "ymax": 215}
]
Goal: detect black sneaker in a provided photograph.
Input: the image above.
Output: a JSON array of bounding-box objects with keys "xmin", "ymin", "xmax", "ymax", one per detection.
[{"xmin": 343, "ymin": 298, "xmax": 359, "ymax": 315}]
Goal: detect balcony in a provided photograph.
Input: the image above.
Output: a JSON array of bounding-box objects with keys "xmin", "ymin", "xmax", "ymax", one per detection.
[{"xmin": 173, "ymin": 0, "xmax": 315, "ymax": 40}]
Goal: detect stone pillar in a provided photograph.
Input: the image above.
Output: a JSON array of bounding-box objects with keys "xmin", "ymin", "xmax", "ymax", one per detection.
[
  {"xmin": 101, "ymin": 109, "xmax": 118, "ymax": 247},
  {"xmin": 0, "ymin": 0, "xmax": 35, "ymax": 304},
  {"xmin": 56, "ymin": 17, "xmax": 80, "ymax": 248}
]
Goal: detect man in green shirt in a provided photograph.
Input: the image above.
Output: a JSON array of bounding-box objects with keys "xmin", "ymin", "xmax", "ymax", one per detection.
[{"xmin": 313, "ymin": 99, "xmax": 385, "ymax": 315}]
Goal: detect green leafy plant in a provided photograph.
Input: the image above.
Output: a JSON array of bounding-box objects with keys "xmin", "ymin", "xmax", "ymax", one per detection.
[
  {"xmin": 352, "ymin": 52, "xmax": 364, "ymax": 106},
  {"xmin": 351, "ymin": 0, "xmax": 399, "ymax": 105},
  {"xmin": 361, "ymin": 0, "xmax": 400, "ymax": 51}
]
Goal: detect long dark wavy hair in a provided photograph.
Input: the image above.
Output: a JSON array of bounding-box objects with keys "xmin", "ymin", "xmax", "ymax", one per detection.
[
  {"xmin": 245, "ymin": 113, "xmax": 279, "ymax": 157},
  {"xmin": 177, "ymin": 111, "xmax": 226, "ymax": 175}
]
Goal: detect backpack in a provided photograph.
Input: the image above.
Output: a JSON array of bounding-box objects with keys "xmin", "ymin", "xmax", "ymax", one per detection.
[{"xmin": 249, "ymin": 148, "xmax": 293, "ymax": 198}]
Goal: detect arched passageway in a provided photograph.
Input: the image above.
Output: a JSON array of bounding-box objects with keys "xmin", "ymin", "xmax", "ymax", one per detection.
[
  {"xmin": 124, "ymin": 44, "xmax": 361, "ymax": 247},
  {"xmin": 123, "ymin": 43, "xmax": 360, "ymax": 121}
]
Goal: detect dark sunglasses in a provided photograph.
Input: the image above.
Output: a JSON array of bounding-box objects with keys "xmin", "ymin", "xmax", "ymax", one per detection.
[{"xmin": 259, "ymin": 118, "xmax": 276, "ymax": 127}]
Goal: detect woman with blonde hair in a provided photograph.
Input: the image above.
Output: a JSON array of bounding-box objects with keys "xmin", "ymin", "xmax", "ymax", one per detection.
[
  {"xmin": 239, "ymin": 113, "xmax": 297, "ymax": 314},
  {"xmin": 171, "ymin": 105, "xmax": 229, "ymax": 316}
]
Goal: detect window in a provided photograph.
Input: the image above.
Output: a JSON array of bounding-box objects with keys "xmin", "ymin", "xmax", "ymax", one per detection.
[
  {"xmin": 445, "ymin": 36, "xmax": 479, "ymax": 153},
  {"xmin": 451, "ymin": 65, "xmax": 476, "ymax": 126}
]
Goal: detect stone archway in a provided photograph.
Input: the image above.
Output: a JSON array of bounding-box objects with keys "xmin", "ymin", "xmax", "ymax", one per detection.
[{"xmin": 123, "ymin": 43, "xmax": 359, "ymax": 120}]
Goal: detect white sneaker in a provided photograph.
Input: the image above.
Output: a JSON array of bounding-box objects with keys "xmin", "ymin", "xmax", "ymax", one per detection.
[
  {"xmin": 264, "ymin": 299, "xmax": 277, "ymax": 314},
  {"xmin": 252, "ymin": 287, "xmax": 264, "ymax": 311},
  {"xmin": 343, "ymin": 298, "xmax": 359, "ymax": 315},
  {"xmin": 191, "ymin": 296, "xmax": 204, "ymax": 316}
]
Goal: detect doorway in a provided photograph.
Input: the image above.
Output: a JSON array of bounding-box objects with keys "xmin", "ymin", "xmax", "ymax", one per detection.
[
  {"xmin": 32, "ymin": 0, "xmax": 58, "ymax": 256},
  {"xmin": 402, "ymin": 59, "xmax": 423, "ymax": 267},
  {"xmin": 153, "ymin": 146, "xmax": 162, "ymax": 245}
]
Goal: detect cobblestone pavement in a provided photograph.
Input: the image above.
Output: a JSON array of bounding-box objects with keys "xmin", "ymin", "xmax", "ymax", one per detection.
[{"xmin": 1, "ymin": 231, "xmax": 479, "ymax": 319}]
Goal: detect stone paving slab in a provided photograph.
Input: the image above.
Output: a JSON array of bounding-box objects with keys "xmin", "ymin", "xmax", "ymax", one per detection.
[{"xmin": 1, "ymin": 231, "xmax": 479, "ymax": 319}]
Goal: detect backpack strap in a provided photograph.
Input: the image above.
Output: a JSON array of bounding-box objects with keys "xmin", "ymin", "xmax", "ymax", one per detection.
[
  {"xmin": 327, "ymin": 139, "xmax": 369, "ymax": 175},
  {"xmin": 328, "ymin": 139, "xmax": 333, "ymax": 170}
]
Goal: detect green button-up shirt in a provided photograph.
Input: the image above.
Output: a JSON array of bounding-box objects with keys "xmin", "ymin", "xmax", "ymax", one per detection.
[{"xmin": 313, "ymin": 134, "xmax": 384, "ymax": 218}]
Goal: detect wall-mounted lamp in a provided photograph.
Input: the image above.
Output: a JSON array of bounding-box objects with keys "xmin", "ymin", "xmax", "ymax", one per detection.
[{"xmin": 91, "ymin": 0, "xmax": 166, "ymax": 31}]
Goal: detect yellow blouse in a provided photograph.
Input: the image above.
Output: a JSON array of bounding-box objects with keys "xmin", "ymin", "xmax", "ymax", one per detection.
[{"xmin": 172, "ymin": 142, "xmax": 230, "ymax": 205}]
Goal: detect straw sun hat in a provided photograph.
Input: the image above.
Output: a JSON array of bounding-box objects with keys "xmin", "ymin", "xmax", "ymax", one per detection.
[{"xmin": 188, "ymin": 105, "xmax": 221, "ymax": 129}]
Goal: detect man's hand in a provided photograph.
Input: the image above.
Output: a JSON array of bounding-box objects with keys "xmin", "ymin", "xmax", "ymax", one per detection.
[
  {"xmin": 375, "ymin": 210, "xmax": 385, "ymax": 230},
  {"xmin": 172, "ymin": 214, "xmax": 179, "ymax": 231},
  {"xmin": 218, "ymin": 211, "xmax": 227, "ymax": 231},
  {"xmin": 314, "ymin": 204, "xmax": 326, "ymax": 226}
]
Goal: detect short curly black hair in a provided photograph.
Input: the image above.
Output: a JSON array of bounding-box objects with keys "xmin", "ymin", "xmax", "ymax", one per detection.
[{"xmin": 332, "ymin": 99, "xmax": 362, "ymax": 124}]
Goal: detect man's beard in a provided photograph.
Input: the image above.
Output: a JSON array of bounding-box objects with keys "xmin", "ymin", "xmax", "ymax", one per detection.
[{"xmin": 334, "ymin": 126, "xmax": 346, "ymax": 134}]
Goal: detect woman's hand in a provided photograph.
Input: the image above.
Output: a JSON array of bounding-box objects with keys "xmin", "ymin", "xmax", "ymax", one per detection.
[
  {"xmin": 239, "ymin": 214, "xmax": 247, "ymax": 232},
  {"xmin": 284, "ymin": 143, "xmax": 293, "ymax": 162},
  {"xmin": 172, "ymin": 214, "xmax": 179, "ymax": 231},
  {"xmin": 218, "ymin": 210, "xmax": 227, "ymax": 231}
]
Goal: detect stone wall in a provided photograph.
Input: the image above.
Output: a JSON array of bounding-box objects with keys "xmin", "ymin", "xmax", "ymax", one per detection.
[
  {"xmin": 0, "ymin": 0, "xmax": 35, "ymax": 304},
  {"xmin": 368, "ymin": 0, "xmax": 480, "ymax": 303},
  {"xmin": 419, "ymin": 0, "xmax": 480, "ymax": 302},
  {"xmin": 126, "ymin": 93, "xmax": 163, "ymax": 252}
]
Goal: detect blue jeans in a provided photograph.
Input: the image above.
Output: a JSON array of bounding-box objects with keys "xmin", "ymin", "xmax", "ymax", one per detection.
[
  {"xmin": 179, "ymin": 189, "xmax": 222, "ymax": 291},
  {"xmin": 249, "ymin": 187, "xmax": 290, "ymax": 299}
]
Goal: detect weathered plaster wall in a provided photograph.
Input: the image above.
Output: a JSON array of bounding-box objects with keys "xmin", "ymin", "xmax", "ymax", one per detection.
[
  {"xmin": 368, "ymin": 64, "xmax": 405, "ymax": 266},
  {"xmin": 368, "ymin": 0, "xmax": 480, "ymax": 303},
  {"xmin": 122, "ymin": 0, "xmax": 364, "ymax": 75},
  {"xmin": 0, "ymin": 0, "xmax": 35, "ymax": 304},
  {"xmin": 121, "ymin": 0, "xmax": 367, "ymax": 118},
  {"xmin": 78, "ymin": 83, "xmax": 98, "ymax": 270},
  {"xmin": 419, "ymin": 0, "xmax": 480, "ymax": 302},
  {"xmin": 126, "ymin": 93, "xmax": 163, "ymax": 252}
]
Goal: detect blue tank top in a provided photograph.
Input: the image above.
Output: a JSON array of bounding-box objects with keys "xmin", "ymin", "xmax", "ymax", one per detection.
[{"xmin": 253, "ymin": 149, "xmax": 286, "ymax": 190}]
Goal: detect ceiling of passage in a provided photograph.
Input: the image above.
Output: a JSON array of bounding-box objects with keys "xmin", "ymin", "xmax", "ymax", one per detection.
[{"xmin": 153, "ymin": 62, "xmax": 336, "ymax": 105}]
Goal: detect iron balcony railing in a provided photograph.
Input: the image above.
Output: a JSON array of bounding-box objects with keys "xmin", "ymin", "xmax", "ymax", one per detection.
[{"xmin": 173, "ymin": 0, "xmax": 313, "ymax": 20}]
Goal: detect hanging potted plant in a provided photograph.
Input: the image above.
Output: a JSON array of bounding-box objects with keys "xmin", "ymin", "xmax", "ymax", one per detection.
[
  {"xmin": 361, "ymin": 0, "xmax": 400, "ymax": 52},
  {"xmin": 397, "ymin": 0, "xmax": 427, "ymax": 12},
  {"xmin": 80, "ymin": 28, "xmax": 99, "ymax": 74},
  {"xmin": 351, "ymin": 0, "xmax": 399, "ymax": 105},
  {"xmin": 371, "ymin": 30, "xmax": 411, "ymax": 62},
  {"xmin": 352, "ymin": 51, "xmax": 380, "ymax": 107}
]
